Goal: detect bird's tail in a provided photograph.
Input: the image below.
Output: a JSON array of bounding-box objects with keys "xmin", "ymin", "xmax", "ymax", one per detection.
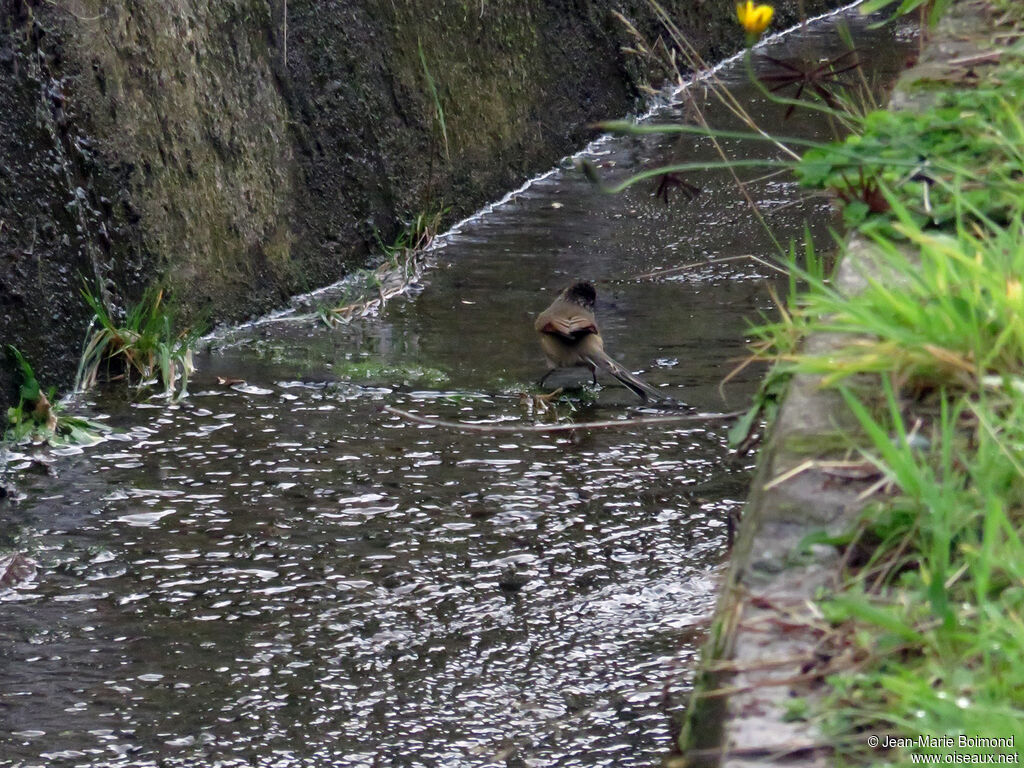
[{"xmin": 586, "ymin": 352, "xmax": 662, "ymax": 402}]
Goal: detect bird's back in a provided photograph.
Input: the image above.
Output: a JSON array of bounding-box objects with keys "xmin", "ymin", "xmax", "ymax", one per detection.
[{"xmin": 534, "ymin": 297, "xmax": 599, "ymax": 340}]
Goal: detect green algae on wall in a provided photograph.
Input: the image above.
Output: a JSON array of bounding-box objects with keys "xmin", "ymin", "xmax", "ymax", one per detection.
[{"xmin": 69, "ymin": 0, "xmax": 296, "ymax": 316}]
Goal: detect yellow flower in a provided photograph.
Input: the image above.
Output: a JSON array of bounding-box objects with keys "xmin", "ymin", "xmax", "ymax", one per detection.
[
  {"xmin": 736, "ymin": 1, "xmax": 774, "ymax": 39},
  {"xmin": 1007, "ymin": 279, "xmax": 1022, "ymax": 302}
]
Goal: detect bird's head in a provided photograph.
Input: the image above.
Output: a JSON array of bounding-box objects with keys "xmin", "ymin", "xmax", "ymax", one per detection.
[{"xmin": 562, "ymin": 281, "xmax": 597, "ymax": 310}]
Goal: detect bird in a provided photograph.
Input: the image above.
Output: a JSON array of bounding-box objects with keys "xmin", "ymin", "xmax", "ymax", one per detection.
[{"xmin": 534, "ymin": 281, "xmax": 661, "ymax": 402}]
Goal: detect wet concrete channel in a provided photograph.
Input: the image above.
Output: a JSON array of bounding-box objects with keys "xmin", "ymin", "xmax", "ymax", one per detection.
[{"xmin": 0, "ymin": 12, "xmax": 915, "ymax": 768}]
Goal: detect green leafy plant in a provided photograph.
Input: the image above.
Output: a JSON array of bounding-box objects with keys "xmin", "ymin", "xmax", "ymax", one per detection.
[
  {"xmin": 604, "ymin": 1, "xmax": 1024, "ymax": 762},
  {"xmin": 76, "ymin": 284, "xmax": 198, "ymax": 398},
  {"xmin": 754, "ymin": 149, "xmax": 1024, "ymax": 763},
  {"xmin": 797, "ymin": 69, "xmax": 1024, "ymax": 228},
  {"xmin": 5, "ymin": 346, "xmax": 107, "ymax": 446}
]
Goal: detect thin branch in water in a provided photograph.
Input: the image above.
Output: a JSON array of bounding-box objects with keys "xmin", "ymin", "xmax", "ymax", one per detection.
[
  {"xmin": 744, "ymin": 167, "xmax": 792, "ymax": 185},
  {"xmin": 382, "ymin": 405, "xmax": 742, "ymax": 434},
  {"xmin": 631, "ymin": 254, "xmax": 785, "ymax": 281}
]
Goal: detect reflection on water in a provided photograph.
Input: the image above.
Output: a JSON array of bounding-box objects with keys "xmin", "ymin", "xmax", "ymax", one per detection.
[{"xmin": 0, "ymin": 12, "xmax": 914, "ymax": 768}]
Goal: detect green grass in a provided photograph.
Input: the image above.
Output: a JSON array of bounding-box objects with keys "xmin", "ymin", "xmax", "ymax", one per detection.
[
  {"xmin": 756, "ymin": 202, "xmax": 1024, "ymax": 394},
  {"xmin": 5, "ymin": 346, "xmax": 107, "ymax": 446},
  {"xmin": 418, "ymin": 39, "xmax": 450, "ymax": 162},
  {"xmin": 753, "ymin": 198, "xmax": 1024, "ymax": 766},
  {"xmin": 76, "ymin": 284, "xmax": 199, "ymax": 399},
  {"xmin": 782, "ymin": 204, "xmax": 1024, "ymax": 760},
  {"xmin": 743, "ymin": 38, "xmax": 1024, "ymax": 403},
  {"xmin": 815, "ymin": 380, "xmax": 1024, "ymax": 764},
  {"xmin": 598, "ymin": 1, "xmax": 1024, "ymax": 762},
  {"xmin": 745, "ymin": 11, "xmax": 1024, "ymax": 762},
  {"xmin": 319, "ymin": 207, "xmax": 446, "ymax": 326},
  {"xmin": 990, "ymin": 0, "xmax": 1024, "ymax": 24}
]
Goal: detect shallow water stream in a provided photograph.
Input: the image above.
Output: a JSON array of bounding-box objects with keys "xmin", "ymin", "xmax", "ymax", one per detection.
[{"xmin": 1, "ymin": 13, "xmax": 915, "ymax": 768}]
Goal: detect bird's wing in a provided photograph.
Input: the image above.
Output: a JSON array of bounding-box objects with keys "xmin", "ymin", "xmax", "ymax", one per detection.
[{"xmin": 536, "ymin": 312, "xmax": 598, "ymax": 340}]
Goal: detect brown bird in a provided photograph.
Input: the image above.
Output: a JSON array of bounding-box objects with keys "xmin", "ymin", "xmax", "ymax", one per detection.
[{"xmin": 534, "ymin": 281, "xmax": 661, "ymax": 402}]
